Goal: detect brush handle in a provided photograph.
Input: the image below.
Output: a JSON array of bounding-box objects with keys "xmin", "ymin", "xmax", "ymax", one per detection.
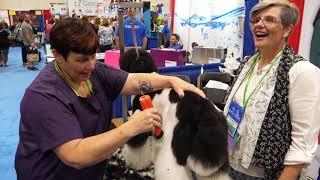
[{"xmin": 139, "ymin": 95, "xmax": 162, "ymax": 137}]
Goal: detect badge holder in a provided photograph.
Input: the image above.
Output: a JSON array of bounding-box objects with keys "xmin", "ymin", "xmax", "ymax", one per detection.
[{"xmin": 226, "ymin": 100, "xmax": 244, "ymax": 148}]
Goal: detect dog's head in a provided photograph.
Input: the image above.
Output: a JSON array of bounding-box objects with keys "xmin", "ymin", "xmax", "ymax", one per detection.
[{"xmin": 120, "ymin": 48, "xmax": 158, "ymax": 73}]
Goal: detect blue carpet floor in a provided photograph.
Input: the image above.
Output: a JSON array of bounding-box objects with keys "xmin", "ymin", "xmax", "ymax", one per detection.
[{"xmin": 0, "ymin": 47, "xmax": 46, "ymax": 180}]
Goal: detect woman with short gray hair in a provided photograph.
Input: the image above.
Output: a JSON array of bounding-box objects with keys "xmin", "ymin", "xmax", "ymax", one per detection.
[{"xmin": 224, "ymin": 1, "xmax": 320, "ymax": 179}]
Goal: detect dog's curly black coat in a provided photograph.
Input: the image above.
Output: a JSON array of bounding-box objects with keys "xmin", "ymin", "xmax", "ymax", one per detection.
[
  {"xmin": 128, "ymin": 89, "xmax": 229, "ymax": 173},
  {"xmin": 119, "ymin": 48, "xmax": 158, "ymax": 73},
  {"xmin": 109, "ymin": 47, "xmax": 229, "ymax": 179}
]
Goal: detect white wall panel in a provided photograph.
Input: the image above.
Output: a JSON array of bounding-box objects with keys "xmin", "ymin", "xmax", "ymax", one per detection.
[{"xmin": 174, "ymin": 0, "xmax": 244, "ymax": 58}]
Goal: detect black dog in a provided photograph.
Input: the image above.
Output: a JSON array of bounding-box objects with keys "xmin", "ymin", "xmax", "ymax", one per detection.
[
  {"xmin": 120, "ymin": 48, "xmax": 158, "ymax": 73},
  {"xmin": 119, "ymin": 48, "xmax": 230, "ymax": 180},
  {"xmin": 122, "ymin": 89, "xmax": 230, "ymax": 180}
]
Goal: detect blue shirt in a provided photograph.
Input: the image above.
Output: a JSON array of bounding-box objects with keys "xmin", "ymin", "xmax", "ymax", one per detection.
[
  {"xmin": 15, "ymin": 61, "xmax": 128, "ymax": 180},
  {"xmin": 162, "ymin": 24, "xmax": 170, "ymax": 41},
  {"xmin": 116, "ymin": 17, "xmax": 147, "ymax": 47},
  {"xmin": 169, "ymin": 44, "xmax": 182, "ymax": 50}
]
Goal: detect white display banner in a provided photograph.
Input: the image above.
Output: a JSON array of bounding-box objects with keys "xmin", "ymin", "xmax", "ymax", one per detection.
[
  {"xmin": 50, "ymin": 3, "xmax": 69, "ymax": 16},
  {"xmin": 0, "ymin": 10, "xmax": 10, "ymax": 25},
  {"xmin": 174, "ymin": 0, "xmax": 245, "ymax": 59},
  {"xmin": 68, "ymin": 0, "xmax": 106, "ymax": 16}
]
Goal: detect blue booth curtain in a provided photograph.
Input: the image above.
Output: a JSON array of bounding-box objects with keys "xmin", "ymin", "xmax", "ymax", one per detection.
[{"xmin": 243, "ymin": 0, "xmax": 259, "ymax": 57}]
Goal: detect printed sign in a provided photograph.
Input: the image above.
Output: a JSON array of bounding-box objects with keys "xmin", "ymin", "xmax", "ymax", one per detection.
[
  {"xmin": 50, "ymin": 3, "xmax": 69, "ymax": 16},
  {"xmin": 35, "ymin": 11, "xmax": 42, "ymax": 15},
  {"xmin": 0, "ymin": 10, "xmax": 10, "ymax": 25},
  {"xmin": 8, "ymin": 10, "xmax": 16, "ymax": 16},
  {"xmin": 68, "ymin": 0, "xmax": 106, "ymax": 16}
]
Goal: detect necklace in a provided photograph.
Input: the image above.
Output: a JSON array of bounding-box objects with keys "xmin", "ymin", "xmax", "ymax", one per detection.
[{"xmin": 54, "ymin": 61, "xmax": 94, "ymax": 96}]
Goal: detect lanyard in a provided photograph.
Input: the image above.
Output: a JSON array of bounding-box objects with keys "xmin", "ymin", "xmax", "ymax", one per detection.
[
  {"xmin": 54, "ymin": 61, "xmax": 93, "ymax": 96},
  {"xmin": 130, "ymin": 18, "xmax": 140, "ymax": 60},
  {"xmin": 242, "ymin": 51, "xmax": 282, "ymax": 108}
]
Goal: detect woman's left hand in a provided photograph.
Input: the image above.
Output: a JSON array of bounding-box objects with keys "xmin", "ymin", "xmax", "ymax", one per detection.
[{"xmin": 170, "ymin": 76, "xmax": 205, "ymax": 98}]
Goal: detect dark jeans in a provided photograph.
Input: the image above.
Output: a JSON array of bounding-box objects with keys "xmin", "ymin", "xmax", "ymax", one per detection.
[
  {"xmin": 21, "ymin": 42, "xmax": 27, "ymax": 64},
  {"xmin": 100, "ymin": 44, "xmax": 112, "ymax": 53},
  {"xmin": 0, "ymin": 48, "xmax": 9, "ymax": 65}
]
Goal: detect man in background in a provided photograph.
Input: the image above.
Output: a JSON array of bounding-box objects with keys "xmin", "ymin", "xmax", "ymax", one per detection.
[
  {"xmin": 115, "ymin": 9, "xmax": 148, "ymax": 49},
  {"xmin": 162, "ymin": 19, "xmax": 170, "ymax": 48},
  {"xmin": 21, "ymin": 15, "xmax": 37, "ymax": 70}
]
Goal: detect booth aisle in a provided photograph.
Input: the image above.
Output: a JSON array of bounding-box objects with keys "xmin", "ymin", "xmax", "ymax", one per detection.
[{"xmin": 0, "ymin": 47, "xmax": 46, "ymax": 180}]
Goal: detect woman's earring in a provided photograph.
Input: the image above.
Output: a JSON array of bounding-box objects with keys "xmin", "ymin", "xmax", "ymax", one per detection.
[{"xmin": 56, "ymin": 57, "xmax": 61, "ymax": 64}]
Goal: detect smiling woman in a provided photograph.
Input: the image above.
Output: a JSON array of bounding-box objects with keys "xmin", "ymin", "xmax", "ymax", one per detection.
[{"xmin": 224, "ymin": 1, "xmax": 320, "ymax": 180}]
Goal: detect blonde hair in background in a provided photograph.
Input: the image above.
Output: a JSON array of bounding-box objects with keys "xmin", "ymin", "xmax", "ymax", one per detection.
[{"xmin": 101, "ymin": 18, "xmax": 110, "ymax": 27}]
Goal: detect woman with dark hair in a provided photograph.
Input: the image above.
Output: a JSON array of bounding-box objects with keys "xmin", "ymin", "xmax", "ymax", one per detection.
[
  {"xmin": 93, "ymin": 17, "xmax": 101, "ymax": 34},
  {"xmin": 14, "ymin": 17, "xmax": 204, "ymax": 180},
  {"xmin": 44, "ymin": 18, "xmax": 55, "ymax": 44},
  {"xmin": 13, "ymin": 16, "xmax": 25, "ymax": 65},
  {"xmin": 0, "ymin": 20, "xmax": 10, "ymax": 67},
  {"xmin": 98, "ymin": 18, "xmax": 113, "ymax": 52},
  {"xmin": 224, "ymin": 1, "xmax": 320, "ymax": 180}
]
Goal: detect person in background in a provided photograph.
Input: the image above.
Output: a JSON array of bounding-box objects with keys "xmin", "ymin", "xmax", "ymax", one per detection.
[
  {"xmin": 14, "ymin": 17, "xmax": 205, "ymax": 180},
  {"xmin": 81, "ymin": 15, "xmax": 89, "ymax": 22},
  {"xmin": 191, "ymin": 42, "xmax": 199, "ymax": 49},
  {"xmin": 111, "ymin": 16, "xmax": 118, "ymax": 32},
  {"xmin": 224, "ymin": 1, "xmax": 320, "ymax": 179},
  {"xmin": 21, "ymin": 15, "xmax": 37, "ymax": 70},
  {"xmin": 0, "ymin": 20, "xmax": 10, "ymax": 67},
  {"xmin": 45, "ymin": 18, "xmax": 55, "ymax": 44},
  {"xmin": 13, "ymin": 16, "xmax": 25, "ymax": 65},
  {"xmin": 10, "ymin": 22, "xmax": 16, "ymax": 33},
  {"xmin": 93, "ymin": 17, "xmax": 100, "ymax": 35},
  {"xmin": 82, "ymin": 16, "xmax": 98, "ymax": 35},
  {"xmin": 168, "ymin": 33, "xmax": 182, "ymax": 50},
  {"xmin": 98, "ymin": 18, "xmax": 114, "ymax": 53},
  {"xmin": 115, "ymin": 9, "xmax": 148, "ymax": 49},
  {"xmin": 162, "ymin": 19, "xmax": 170, "ymax": 48}
]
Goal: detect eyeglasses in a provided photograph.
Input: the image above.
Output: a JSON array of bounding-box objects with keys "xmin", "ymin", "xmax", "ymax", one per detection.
[{"xmin": 250, "ymin": 16, "xmax": 281, "ymax": 26}]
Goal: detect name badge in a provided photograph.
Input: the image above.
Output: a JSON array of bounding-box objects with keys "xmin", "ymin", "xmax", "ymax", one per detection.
[{"xmin": 226, "ymin": 101, "xmax": 245, "ymax": 143}]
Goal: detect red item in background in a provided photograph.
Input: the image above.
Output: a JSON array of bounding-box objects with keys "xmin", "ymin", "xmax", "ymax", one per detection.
[
  {"xmin": 170, "ymin": 0, "xmax": 175, "ymax": 35},
  {"xmin": 288, "ymin": 0, "xmax": 305, "ymax": 53},
  {"xmin": 43, "ymin": 10, "xmax": 51, "ymax": 24}
]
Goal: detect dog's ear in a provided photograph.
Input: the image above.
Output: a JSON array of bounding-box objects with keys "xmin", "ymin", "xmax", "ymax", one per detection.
[
  {"xmin": 171, "ymin": 122, "xmax": 195, "ymax": 165},
  {"xmin": 190, "ymin": 100, "xmax": 228, "ymax": 167},
  {"xmin": 119, "ymin": 48, "xmax": 158, "ymax": 73},
  {"xmin": 170, "ymin": 90, "xmax": 198, "ymax": 165}
]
